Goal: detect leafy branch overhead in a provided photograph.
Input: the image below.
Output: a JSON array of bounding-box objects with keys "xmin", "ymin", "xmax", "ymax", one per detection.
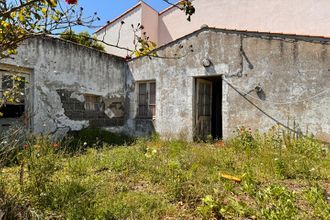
[
  {"xmin": 164, "ymin": 0, "xmax": 195, "ymax": 21},
  {"xmin": 179, "ymin": 0, "xmax": 195, "ymax": 21},
  {"xmin": 1, "ymin": 0, "xmax": 99, "ymax": 60},
  {"xmin": 131, "ymin": 23, "xmax": 157, "ymax": 59},
  {"xmin": 60, "ymin": 30, "xmax": 105, "ymax": 51}
]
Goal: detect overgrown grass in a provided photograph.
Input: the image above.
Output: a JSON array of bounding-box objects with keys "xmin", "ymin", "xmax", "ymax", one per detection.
[
  {"xmin": 66, "ymin": 128, "xmax": 135, "ymax": 151},
  {"xmin": 1, "ymin": 127, "xmax": 329, "ymax": 219}
]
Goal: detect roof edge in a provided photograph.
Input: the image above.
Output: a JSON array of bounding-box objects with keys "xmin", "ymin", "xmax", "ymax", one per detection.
[
  {"xmin": 129, "ymin": 27, "xmax": 330, "ymax": 62},
  {"xmin": 141, "ymin": 1, "xmax": 158, "ymax": 13},
  {"xmin": 94, "ymin": 1, "xmax": 142, "ymax": 34},
  {"xmin": 94, "ymin": 1, "xmax": 159, "ymax": 34},
  {"xmin": 159, "ymin": 0, "xmax": 189, "ymax": 15},
  {"xmin": 155, "ymin": 27, "xmax": 330, "ymax": 52},
  {"xmin": 33, "ymin": 35, "xmax": 126, "ymax": 61}
]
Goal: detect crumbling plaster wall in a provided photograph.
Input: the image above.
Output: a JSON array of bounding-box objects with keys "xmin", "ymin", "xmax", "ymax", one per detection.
[
  {"xmin": 225, "ymin": 33, "xmax": 330, "ymax": 143},
  {"xmin": 2, "ymin": 29, "xmax": 328, "ymax": 142},
  {"xmin": 3, "ymin": 37, "xmax": 127, "ymax": 137},
  {"xmin": 128, "ymin": 29, "xmax": 330, "ymax": 142},
  {"xmin": 127, "ymin": 30, "xmax": 241, "ymax": 139}
]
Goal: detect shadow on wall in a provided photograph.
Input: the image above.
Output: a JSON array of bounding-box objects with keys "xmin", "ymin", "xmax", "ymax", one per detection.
[
  {"xmin": 135, "ymin": 118, "xmax": 156, "ymax": 136},
  {"xmin": 158, "ymin": 19, "xmax": 174, "ymax": 46},
  {"xmin": 66, "ymin": 128, "xmax": 136, "ymax": 150}
]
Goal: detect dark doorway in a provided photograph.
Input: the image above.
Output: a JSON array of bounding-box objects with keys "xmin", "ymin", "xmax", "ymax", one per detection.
[
  {"xmin": 194, "ymin": 76, "xmax": 222, "ymax": 140},
  {"xmin": 0, "ymin": 104, "xmax": 25, "ymax": 118},
  {"xmin": 211, "ymin": 78, "xmax": 222, "ymax": 139}
]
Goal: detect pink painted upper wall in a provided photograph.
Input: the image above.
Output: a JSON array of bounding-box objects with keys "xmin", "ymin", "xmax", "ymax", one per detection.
[
  {"xmin": 96, "ymin": 0, "xmax": 330, "ymax": 56},
  {"xmin": 158, "ymin": 0, "xmax": 330, "ymax": 46},
  {"xmin": 141, "ymin": 2, "xmax": 159, "ymax": 44},
  {"xmin": 95, "ymin": 1, "xmax": 159, "ymax": 57}
]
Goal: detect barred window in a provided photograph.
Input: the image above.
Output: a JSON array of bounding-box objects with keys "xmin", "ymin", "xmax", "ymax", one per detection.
[
  {"xmin": 0, "ymin": 73, "xmax": 26, "ymax": 104},
  {"xmin": 84, "ymin": 94, "xmax": 102, "ymax": 111},
  {"xmin": 0, "ymin": 72, "xmax": 26, "ymax": 119},
  {"xmin": 138, "ymin": 81, "xmax": 156, "ymax": 118}
]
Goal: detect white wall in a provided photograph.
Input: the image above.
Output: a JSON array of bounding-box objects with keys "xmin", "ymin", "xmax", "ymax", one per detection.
[
  {"xmin": 158, "ymin": 0, "xmax": 330, "ymax": 46},
  {"xmin": 4, "ymin": 37, "xmax": 127, "ymax": 138},
  {"xmin": 95, "ymin": 5, "xmax": 143, "ymax": 57},
  {"xmin": 95, "ymin": 2, "xmax": 159, "ymax": 57}
]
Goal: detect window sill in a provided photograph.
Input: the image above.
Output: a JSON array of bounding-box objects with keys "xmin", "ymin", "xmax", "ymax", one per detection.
[{"xmin": 136, "ymin": 116, "xmax": 156, "ymax": 120}]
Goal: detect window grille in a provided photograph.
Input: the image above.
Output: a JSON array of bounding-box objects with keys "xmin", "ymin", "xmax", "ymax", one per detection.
[{"xmin": 138, "ymin": 81, "xmax": 156, "ymax": 118}]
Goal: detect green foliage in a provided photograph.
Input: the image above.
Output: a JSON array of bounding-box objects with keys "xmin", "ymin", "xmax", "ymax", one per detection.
[
  {"xmin": 66, "ymin": 128, "xmax": 135, "ymax": 151},
  {"xmin": 256, "ymin": 185, "xmax": 298, "ymax": 219},
  {"xmin": 197, "ymin": 195, "xmax": 224, "ymax": 219},
  {"xmin": 24, "ymin": 137, "xmax": 62, "ymax": 193},
  {"xmin": 0, "ymin": 0, "xmax": 104, "ymax": 59},
  {"xmin": 1, "ymin": 1, "xmax": 67, "ymax": 58},
  {"xmin": 0, "ymin": 128, "xmax": 329, "ymax": 219},
  {"xmin": 102, "ymin": 192, "xmax": 171, "ymax": 220},
  {"xmin": 0, "ymin": 126, "xmax": 28, "ymax": 167},
  {"xmin": 230, "ymin": 126, "xmax": 256, "ymax": 150},
  {"xmin": 304, "ymin": 186, "xmax": 330, "ymax": 219},
  {"xmin": 60, "ymin": 30, "xmax": 105, "ymax": 51},
  {"xmin": 133, "ymin": 36, "xmax": 157, "ymax": 57},
  {"xmin": 0, "ymin": 187, "xmax": 35, "ymax": 219},
  {"xmin": 178, "ymin": 0, "xmax": 196, "ymax": 21}
]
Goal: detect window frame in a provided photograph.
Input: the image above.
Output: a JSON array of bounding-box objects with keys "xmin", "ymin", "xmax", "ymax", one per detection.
[
  {"xmin": 84, "ymin": 94, "xmax": 102, "ymax": 112},
  {"xmin": 137, "ymin": 80, "xmax": 156, "ymax": 119},
  {"xmin": 0, "ymin": 71, "xmax": 27, "ymax": 105},
  {"xmin": 0, "ymin": 63, "xmax": 32, "ymax": 130}
]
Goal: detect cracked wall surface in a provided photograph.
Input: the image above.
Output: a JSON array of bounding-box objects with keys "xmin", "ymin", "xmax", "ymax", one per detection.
[
  {"xmin": 128, "ymin": 29, "xmax": 330, "ymax": 142},
  {"xmin": 56, "ymin": 89, "xmax": 125, "ymax": 127},
  {"xmin": 2, "ymin": 29, "xmax": 330, "ymax": 142},
  {"xmin": 3, "ymin": 37, "xmax": 127, "ymax": 138}
]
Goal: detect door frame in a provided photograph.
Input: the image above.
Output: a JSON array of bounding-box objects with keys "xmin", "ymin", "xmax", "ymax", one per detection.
[
  {"xmin": 193, "ymin": 76, "xmax": 223, "ymax": 141},
  {"xmin": 194, "ymin": 78, "xmax": 213, "ymax": 140},
  {"xmin": 0, "ymin": 63, "xmax": 33, "ymax": 133}
]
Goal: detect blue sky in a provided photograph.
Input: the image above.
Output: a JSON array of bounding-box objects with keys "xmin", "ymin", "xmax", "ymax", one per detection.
[{"xmin": 75, "ymin": 0, "xmax": 173, "ymax": 33}]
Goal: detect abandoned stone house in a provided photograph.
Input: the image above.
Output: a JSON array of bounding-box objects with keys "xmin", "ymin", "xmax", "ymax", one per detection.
[{"xmin": 0, "ymin": 27, "xmax": 329, "ymax": 142}]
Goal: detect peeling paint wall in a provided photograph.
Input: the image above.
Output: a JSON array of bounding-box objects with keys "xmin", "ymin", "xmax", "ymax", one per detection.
[
  {"xmin": 2, "ymin": 29, "xmax": 329, "ymax": 142},
  {"xmin": 128, "ymin": 29, "xmax": 330, "ymax": 142},
  {"xmin": 3, "ymin": 37, "xmax": 127, "ymax": 138}
]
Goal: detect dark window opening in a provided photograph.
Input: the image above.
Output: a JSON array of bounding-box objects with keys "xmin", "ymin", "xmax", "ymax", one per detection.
[
  {"xmin": 2, "ymin": 75, "xmax": 13, "ymax": 90},
  {"xmin": 84, "ymin": 94, "xmax": 102, "ymax": 111},
  {"xmin": 0, "ymin": 104, "xmax": 25, "ymax": 118},
  {"xmin": 1, "ymin": 74, "xmax": 26, "ymax": 104}
]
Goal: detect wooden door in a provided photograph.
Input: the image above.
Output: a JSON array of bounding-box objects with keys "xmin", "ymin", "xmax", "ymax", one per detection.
[{"xmin": 195, "ymin": 79, "xmax": 212, "ymax": 140}]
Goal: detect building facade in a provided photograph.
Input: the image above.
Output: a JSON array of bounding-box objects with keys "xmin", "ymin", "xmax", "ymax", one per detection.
[{"xmin": 2, "ymin": 28, "xmax": 329, "ymax": 142}]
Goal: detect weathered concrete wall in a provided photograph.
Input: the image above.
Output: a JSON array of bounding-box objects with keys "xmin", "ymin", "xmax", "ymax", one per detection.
[
  {"xmin": 224, "ymin": 33, "xmax": 330, "ymax": 142},
  {"xmin": 3, "ymin": 37, "xmax": 127, "ymax": 138},
  {"xmin": 2, "ymin": 29, "xmax": 329, "ymax": 142},
  {"xmin": 128, "ymin": 29, "xmax": 330, "ymax": 142}
]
